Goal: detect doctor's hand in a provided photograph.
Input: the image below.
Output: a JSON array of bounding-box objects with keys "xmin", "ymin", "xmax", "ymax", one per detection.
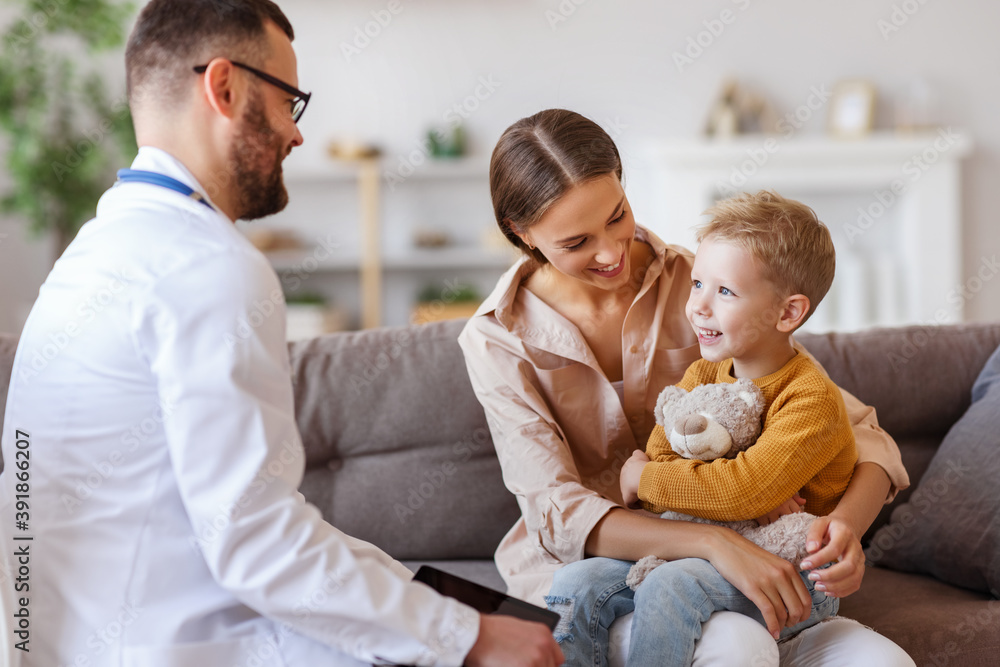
[
  {"xmin": 465, "ymin": 614, "xmax": 563, "ymax": 667},
  {"xmin": 619, "ymin": 449, "xmax": 649, "ymax": 509}
]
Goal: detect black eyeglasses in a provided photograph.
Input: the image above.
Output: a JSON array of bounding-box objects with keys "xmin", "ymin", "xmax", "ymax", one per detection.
[{"xmin": 193, "ymin": 60, "xmax": 311, "ymax": 123}]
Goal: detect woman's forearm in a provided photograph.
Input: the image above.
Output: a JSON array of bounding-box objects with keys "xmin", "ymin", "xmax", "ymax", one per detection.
[
  {"xmin": 595, "ymin": 463, "xmax": 890, "ymax": 563},
  {"xmin": 828, "ymin": 461, "xmax": 891, "ymax": 540},
  {"xmin": 586, "ymin": 507, "xmax": 815, "ymax": 634},
  {"xmin": 584, "ymin": 507, "xmax": 723, "ymax": 561}
]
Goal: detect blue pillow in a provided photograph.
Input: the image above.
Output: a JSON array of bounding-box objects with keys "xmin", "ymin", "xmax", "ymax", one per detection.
[{"xmin": 866, "ymin": 342, "xmax": 1000, "ymax": 597}]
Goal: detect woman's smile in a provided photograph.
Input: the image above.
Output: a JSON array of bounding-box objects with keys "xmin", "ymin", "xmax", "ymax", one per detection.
[{"xmin": 588, "ymin": 251, "xmax": 626, "ymax": 277}]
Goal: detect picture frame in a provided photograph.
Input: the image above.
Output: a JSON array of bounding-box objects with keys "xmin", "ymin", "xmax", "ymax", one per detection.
[{"xmin": 828, "ymin": 80, "xmax": 876, "ymax": 138}]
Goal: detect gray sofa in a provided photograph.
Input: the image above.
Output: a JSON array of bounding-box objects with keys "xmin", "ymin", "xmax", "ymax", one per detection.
[{"xmin": 2, "ymin": 320, "xmax": 999, "ymax": 664}]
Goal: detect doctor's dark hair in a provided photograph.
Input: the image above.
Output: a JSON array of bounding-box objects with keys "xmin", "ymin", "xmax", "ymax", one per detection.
[
  {"xmin": 490, "ymin": 109, "xmax": 623, "ymax": 265},
  {"xmin": 125, "ymin": 0, "xmax": 294, "ymax": 111}
]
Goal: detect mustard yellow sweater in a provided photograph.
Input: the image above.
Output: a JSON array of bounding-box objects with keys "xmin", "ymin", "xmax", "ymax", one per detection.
[{"xmin": 638, "ymin": 353, "xmax": 857, "ymax": 521}]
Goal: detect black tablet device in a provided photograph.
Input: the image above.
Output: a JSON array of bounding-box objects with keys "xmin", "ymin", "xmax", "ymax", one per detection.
[{"xmin": 413, "ymin": 565, "xmax": 560, "ymax": 631}]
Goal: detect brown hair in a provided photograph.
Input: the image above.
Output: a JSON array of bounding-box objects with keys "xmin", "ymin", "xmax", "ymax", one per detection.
[
  {"xmin": 697, "ymin": 190, "xmax": 836, "ymax": 325},
  {"xmin": 126, "ymin": 0, "xmax": 294, "ymax": 112},
  {"xmin": 489, "ymin": 109, "xmax": 622, "ymax": 264}
]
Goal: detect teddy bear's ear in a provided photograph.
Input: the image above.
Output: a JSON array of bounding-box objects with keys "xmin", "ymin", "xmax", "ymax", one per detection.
[{"xmin": 655, "ymin": 386, "xmax": 687, "ymax": 426}]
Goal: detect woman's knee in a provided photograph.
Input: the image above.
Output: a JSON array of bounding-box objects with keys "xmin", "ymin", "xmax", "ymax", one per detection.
[
  {"xmin": 693, "ymin": 611, "xmax": 778, "ymax": 667},
  {"xmin": 778, "ymin": 617, "xmax": 916, "ymax": 667}
]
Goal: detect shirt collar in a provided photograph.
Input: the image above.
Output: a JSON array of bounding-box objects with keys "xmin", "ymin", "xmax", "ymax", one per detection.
[{"xmin": 128, "ymin": 147, "xmax": 225, "ymax": 217}]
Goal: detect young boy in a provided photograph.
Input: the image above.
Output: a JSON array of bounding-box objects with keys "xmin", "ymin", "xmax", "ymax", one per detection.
[
  {"xmin": 626, "ymin": 190, "xmax": 857, "ymax": 519},
  {"xmin": 618, "ymin": 189, "xmax": 857, "ymax": 661}
]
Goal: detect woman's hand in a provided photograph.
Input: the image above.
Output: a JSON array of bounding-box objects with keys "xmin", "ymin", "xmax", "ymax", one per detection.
[
  {"xmin": 794, "ymin": 462, "xmax": 892, "ymax": 598},
  {"xmin": 619, "ymin": 450, "xmax": 649, "ymax": 508},
  {"xmin": 754, "ymin": 493, "xmax": 806, "ymax": 526},
  {"xmin": 706, "ymin": 527, "xmax": 813, "ymax": 639},
  {"xmin": 799, "ymin": 515, "xmax": 866, "ymax": 598}
]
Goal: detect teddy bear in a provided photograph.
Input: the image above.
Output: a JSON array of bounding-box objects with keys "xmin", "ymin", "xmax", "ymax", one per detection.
[{"xmin": 626, "ymin": 378, "xmax": 816, "ymax": 590}]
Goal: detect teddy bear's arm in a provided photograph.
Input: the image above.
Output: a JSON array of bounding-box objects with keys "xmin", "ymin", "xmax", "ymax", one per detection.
[{"xmin": 643, "ymin": 423, "xmax": 682, "ymax": 461}]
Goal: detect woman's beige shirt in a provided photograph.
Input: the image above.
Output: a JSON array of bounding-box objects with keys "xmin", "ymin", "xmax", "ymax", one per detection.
[{"xmin": 458, "ymin": 226, "xmax": 909, "ymax": 606}]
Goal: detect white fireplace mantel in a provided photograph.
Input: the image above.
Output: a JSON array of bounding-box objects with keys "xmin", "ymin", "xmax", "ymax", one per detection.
[{"xmin": 631, "ymin": 129, "xmax": 972, "ymax": 332}]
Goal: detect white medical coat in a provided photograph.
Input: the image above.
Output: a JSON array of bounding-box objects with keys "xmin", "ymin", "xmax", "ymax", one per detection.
[{"xmin": 0, "ymin": 148, "xmax": 478, "ymax": 666}]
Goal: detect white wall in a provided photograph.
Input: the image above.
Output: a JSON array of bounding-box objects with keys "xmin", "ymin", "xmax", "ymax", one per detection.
[
  {"xmin": 278, "ymin": 0, "xmax": 1000, "ymax": 324},
  {"xmin": 3, "ymin": 0, "xmax": 1000, "ymax": 331}
]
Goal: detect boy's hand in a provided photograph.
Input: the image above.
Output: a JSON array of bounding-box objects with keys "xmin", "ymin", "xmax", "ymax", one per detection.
[
  {"xmin": 619, "ymin": 450, "xmax": 649, "ymax": 508},
  {"xmin": 754, "ymin": 493, "xmax": 806, "ymax": 526}
]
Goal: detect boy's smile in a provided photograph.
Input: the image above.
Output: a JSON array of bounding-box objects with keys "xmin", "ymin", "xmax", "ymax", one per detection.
[{"xmin": 694, "ymin": 325, "xmax": 722, "ymax": 345}]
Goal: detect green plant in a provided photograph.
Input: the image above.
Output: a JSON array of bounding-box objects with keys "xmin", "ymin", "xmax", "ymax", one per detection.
[
  {"xmin": 0, "ymin": 0, "xmax": 137, "ymax": 252},
  {"xmin": 285, "ymin": 291, "xmax": 328, "ymax": 306},
  {"xmin": 418, "ymin": 282, "xmax": 479, "ymax": 304}
]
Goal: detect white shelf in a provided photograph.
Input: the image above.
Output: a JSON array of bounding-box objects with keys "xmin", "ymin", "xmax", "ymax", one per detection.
[
  {"xmin": 275, "ymin": 153, "xmax": 498, "ymax": 328},
  {"xmin": 382, "ymin": 246, "xmax": 516, "ymax": 270},
  {"xmin": 266, "ymin": 246, "xmax": 515, "ymax": 273},
  {"xmin": 265, "ymin": 249, "xmax": 359, "ymax": 272},
  {"xmin": 648, "ymin": 129, "xmax": 972, "ymax": 167}
]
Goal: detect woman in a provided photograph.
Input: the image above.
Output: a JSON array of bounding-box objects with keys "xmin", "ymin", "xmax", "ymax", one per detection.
[{"xmin": 458, "ymin": 109, "xmax": 914, "ymax": 666}]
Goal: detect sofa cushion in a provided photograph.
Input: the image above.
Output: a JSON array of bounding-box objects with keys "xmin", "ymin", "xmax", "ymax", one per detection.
[
  {"xmin": 839, "ymin": 566, "xmax": 998, "ymax": 664},
  {"xmin": 289, "ymin": 319, "xmax": 521, "ymax": 560},
  {"xmin": 797, "ymin": 323, "xmax": 1000, "ymax": 440},
  {"xmin": 798, "ymin": 323, "xmax": 1000, "ymax": 540},
  {"xmin": 401, "ymin": 559, "xmax": 507, "ymax": 593},
  {"xmin": 866, "ymin": 341, "xmax": 1000, "ymax": 597}
]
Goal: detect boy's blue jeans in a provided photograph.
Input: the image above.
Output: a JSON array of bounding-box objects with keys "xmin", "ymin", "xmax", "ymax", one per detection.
[{"xmin": 545, "ymin": 556, "xmax": 838, "ymax": 667}]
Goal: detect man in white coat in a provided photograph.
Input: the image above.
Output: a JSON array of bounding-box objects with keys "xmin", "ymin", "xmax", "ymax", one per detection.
[{"xmin": 0, "ymin": 1, "xmax": 563, "ymax": 665}]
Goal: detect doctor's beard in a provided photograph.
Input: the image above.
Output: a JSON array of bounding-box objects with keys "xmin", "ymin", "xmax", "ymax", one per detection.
[{"xmin": 231, "ymin": 87, "xmax": 290, "ymax": 221}]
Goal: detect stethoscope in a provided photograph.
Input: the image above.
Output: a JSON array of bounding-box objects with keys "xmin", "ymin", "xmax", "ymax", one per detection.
[{"xmin": 115, "ymin": 169, "xmax": 215, "ymax": 212}]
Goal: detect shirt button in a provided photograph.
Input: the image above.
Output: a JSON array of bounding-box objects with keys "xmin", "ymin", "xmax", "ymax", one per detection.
[{"xmin": 630, "ymin": 345, "xmax": 639, "ymax": 354}]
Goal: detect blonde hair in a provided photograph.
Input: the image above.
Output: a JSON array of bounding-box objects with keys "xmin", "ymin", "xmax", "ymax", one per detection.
[{"xmin": 697, "ymin": 190, "xmax": 835, "ymax": 325}]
